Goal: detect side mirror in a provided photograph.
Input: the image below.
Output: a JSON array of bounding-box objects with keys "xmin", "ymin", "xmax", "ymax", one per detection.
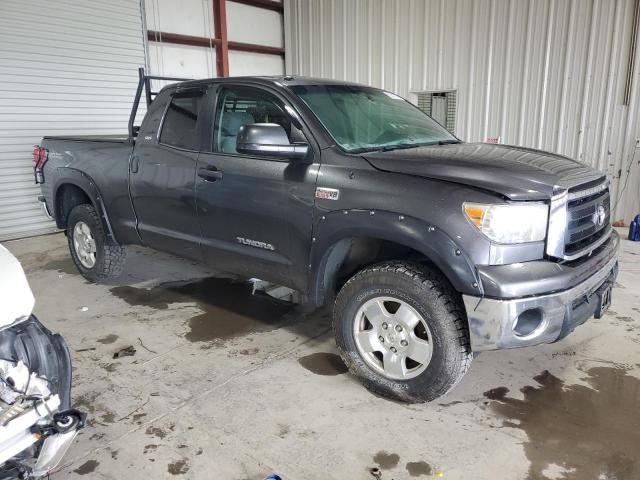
[{"xmin": 236, "ymin": 123, "xmax": 309, "ymax": 161}]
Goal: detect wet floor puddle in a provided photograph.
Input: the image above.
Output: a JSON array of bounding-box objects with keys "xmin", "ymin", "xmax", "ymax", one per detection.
[
  {"xmin": 73, "ymin": 459, "xmax": 99, "ymax": 475},
  {"xmin": 167, "ymin": 459, "xmax": 190, "ymax": 475},
  {"xmin": 405, "ymin": 461, "xmax": 433, "ymax": 477},
  {"xmin": 373, "ymin": 451, "xmax": 400, "ymax": 470},
  {"xmin": 298, "ymin": 352, "xmax": 348, "ymax": 376},
  {"xmin": 96, "ymin": 334, "xmax": 118, "ymax": 345},
  {"xmin": 110, "ymin": 277, "xmax": 299, "ymax": 342},
  {"xmin": 483, "ymin": 366, "xmax": 640, "ymax": 479},
  {"xmin": 370, "ymin": 451, "xmax": 434, "ymax": 478},
  {"xmin": 43, "ymin": 257, "xmax": 78, "ymax": 275}
]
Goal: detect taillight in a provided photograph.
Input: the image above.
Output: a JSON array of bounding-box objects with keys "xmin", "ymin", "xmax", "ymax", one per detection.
[{"xmin": 33, "ymin": 145, "xmax": 48, "ymax": 183}]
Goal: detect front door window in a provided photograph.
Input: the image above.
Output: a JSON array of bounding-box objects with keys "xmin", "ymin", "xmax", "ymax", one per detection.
[{"xmin": 213, "ymin": 86, "xmax": 292, "ymax": 155}]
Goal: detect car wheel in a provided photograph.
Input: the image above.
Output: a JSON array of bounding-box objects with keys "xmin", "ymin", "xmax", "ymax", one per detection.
[
  {"xmin": 333, "ymin": 261, "xmax": 472, "ymax": 402},
  {"xmin": 67, "ymin": 204, "xmax": 126, "ymax": 282}
]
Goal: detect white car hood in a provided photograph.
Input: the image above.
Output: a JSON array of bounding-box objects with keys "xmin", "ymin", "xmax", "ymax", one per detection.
[{"xmin": 0, "ymin": 244, "xmax": 35, "ymax": 328}]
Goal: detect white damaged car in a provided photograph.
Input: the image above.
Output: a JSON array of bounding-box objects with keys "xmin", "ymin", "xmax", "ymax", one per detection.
[{"xmin": 0, "ymin": 245, "xmax": 84, "ymax": 478}]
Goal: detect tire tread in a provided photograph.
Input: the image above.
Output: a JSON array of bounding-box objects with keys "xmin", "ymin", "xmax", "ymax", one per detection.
[
  {"xmin": 333, "ymin": 261, "xmax": 473, "ymax": 402},
  {"xmin": 67, "ymin": 204, "xmax": 126, "ymax": 281}
]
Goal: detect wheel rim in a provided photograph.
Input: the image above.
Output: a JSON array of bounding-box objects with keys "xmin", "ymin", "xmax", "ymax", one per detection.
[
  {"xmin": 353, "ymin": 296, "xmax": 433, "ymax": 380},
  {"xmin": 72, "ymin": 221, "xmax": 97, "ymax": 268}
]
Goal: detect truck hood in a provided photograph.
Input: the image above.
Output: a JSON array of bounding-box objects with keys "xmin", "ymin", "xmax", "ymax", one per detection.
[{"xmin": 362, "ymin": 143, "xmax": 605, "ymax": 200}]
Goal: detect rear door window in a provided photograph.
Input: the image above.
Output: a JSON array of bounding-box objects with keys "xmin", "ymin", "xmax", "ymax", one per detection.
[{"xmin": 160, "ymin": 92, "xmax": 204, "ymax": 150}]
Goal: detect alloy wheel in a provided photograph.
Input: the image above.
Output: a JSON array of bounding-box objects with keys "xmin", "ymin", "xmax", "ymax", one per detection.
[
  {"xmin": 353, "ymin": 296, "xmax": 433, "ymax": 380},
  {"xmin": 73, "ymin": 221, "xmax": 97, "ymax": 268}
]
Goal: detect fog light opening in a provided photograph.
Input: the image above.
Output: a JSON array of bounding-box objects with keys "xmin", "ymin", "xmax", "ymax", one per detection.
[{"xmin": 513, "ymin": 308, "xmax": 544, "ymax": 337}]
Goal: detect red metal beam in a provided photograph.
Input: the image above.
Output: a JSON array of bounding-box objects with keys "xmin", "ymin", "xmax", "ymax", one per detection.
[
  {"xmin": 228, "ymin": 0, "xmax": 283, "ymax": 14},
  {"xmin": 212, "ymin": 0, "xmax": 230, "ymax": 77},
  {"xmin": 147, "ymin": 30, "xmax": 285, "ymax": 57},
  {"xmin": 147, "ymin": 31, "xmax": 219, "ymax": 49},
  {"xmin": 228, "ymin": 41, "xmax": 284, "ymax": 56}
]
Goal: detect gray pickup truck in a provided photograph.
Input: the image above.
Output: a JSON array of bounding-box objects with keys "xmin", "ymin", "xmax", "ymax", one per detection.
[{"xmin": 34, "ymin": 70, "xmax": 619, "ymax": 402}]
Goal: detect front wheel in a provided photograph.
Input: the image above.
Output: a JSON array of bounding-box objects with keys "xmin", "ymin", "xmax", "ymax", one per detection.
[
  {"xmin": 67, "ymin": 204, "xmax": 126, "ymax": 282},
  {"xmin": 333, "ymin": 262, "xmax": 472, "ymax": 403}
]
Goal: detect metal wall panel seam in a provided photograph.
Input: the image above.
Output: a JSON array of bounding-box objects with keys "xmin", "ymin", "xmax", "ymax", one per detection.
[
  {"xmin": 393, "ymin": 0, "xmax": 399, "ymax": 93},
  {"xmin": 367, "ymin": 1, "xmax": 372, "ymax": 85},
  {"xmin": 608, "ymin": 0, "xmax": 634, "ymax": 215},
  {"xmin": 517, "ymin": 0, "xmax": 533, "ymax": 145},
  {"xmin": 591, "ymin": 1, "xmax": 616, "ymax": 173},
  {"xmin": 331, "ymin": 0, "xmax": 338, "ymax": 78},
  {"xmin": 452, "ymin": 0, "xmax": 460, "ymax": 90},
  {"xmin": 378, "ymin": 0, "xmax": 385, "ymax": 90},
  {"xmin": 342, "ymin": 0, "xmax": 348, "ymax": 80},
  {"xmin": 465, "ymin": 0, "xmax": 479, "ymax": 141},
  {"xmin": 437, "ymin": 0, "xmax": 445, "ymax": 88},
  {"xmin": 482, "ymin": 0, "xmax": 495, "ymax": 142},
  {"xmin": 421, "ymin": 0, "xmax": 429, "ymax": 92},
  {"xmin": 501, "ymin": 0, "xmax": 515, "ymax": 142},
  {"xmin": 577, "ymin": 0, "xmax": 599, "ymax": 164},
  {"xmin": 140, "ymin": 0, "xmax": 151, "ymax": 77},
  {"xmin": 556, "ymin": 0, "xmax": 575, "ymax": 154}
]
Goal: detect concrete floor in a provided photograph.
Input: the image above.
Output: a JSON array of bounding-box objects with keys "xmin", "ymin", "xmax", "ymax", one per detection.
[{"xmin": 4, "ymin": 230, "xmax": 640, "ymax": 480}]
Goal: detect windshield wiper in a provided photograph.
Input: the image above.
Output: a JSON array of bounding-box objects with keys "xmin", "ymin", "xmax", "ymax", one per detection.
[
  {"xmin": 378, "ymin": 139, "xmax": 460, "ymax": 152},
  {"xmin": 378, "ymin": 143, "xmax": 422, "ymax": 152},
  {"xmin": 349, "ymin": 139, "xmax": 461, "ymax": 154}
]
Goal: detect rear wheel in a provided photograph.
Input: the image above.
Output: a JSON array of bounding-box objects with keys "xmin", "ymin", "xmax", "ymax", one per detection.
[
  {"xmin": 333, "ymin": 261, "xmax": 472, "ymax": 402},
  {"xmin": 67, "ymin": 204, "xmax": 126, "ymax": 282}
]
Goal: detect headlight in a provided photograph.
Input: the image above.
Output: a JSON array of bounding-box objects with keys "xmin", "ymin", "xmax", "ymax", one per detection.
[{"xmin": 463, "ymin": 202, "xmax": 548, "ymax": 244}]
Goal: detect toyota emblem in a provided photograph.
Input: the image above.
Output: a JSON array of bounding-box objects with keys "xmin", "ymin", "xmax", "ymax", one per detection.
[{"xmin": 594, "ymin": 204, "xmax": 606, "ymax": 226}]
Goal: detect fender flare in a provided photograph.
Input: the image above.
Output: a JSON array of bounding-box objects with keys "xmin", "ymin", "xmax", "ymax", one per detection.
[
  {"xmin": 52, "ymin": 168, "xmax": 119, "ymax": 245},
  {"xmin": 308, "ymin": 209, "xmax": 482, "ymax": 306}
]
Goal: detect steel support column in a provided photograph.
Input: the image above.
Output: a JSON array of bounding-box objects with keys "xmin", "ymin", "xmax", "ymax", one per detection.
[{"xmin": 213, "ymin": 0, "xmax": 230, "ymax": 77}]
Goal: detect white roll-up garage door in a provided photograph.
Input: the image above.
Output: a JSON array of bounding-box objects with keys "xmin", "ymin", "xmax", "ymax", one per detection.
[{"xmin": 0, "ymin": 0, "xmax": 146, "ymax": 241}]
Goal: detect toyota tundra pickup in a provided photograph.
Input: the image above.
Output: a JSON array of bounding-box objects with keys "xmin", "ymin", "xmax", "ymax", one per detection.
[{"xmin": 34, "ymin": 69, "xmax": 619, "ymax": 402}]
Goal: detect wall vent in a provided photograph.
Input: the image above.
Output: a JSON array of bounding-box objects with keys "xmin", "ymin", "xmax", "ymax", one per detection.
[{"xmin": 415, "ymin": 90, "xmax": 457, "ymax": 135}]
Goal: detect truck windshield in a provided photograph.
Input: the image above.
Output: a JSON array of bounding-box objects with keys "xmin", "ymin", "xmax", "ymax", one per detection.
[{"xmin": 291, "ymin": 85, "xmax": 458, "ymax": 153}]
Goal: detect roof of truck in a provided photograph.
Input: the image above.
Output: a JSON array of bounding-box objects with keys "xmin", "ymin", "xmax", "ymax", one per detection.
[{"xmin": 163, "ymin": 75, "xmax": 365, "ymax": 90}]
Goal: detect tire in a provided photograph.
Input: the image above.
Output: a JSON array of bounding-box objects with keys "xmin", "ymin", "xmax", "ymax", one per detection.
[
  {"xmin": 333, "ymin": 261, "xmax": 472, "ymax": 403},
  {"xmin": 66, "ymin": 204, "xmax": 126, "ymax": 282}
]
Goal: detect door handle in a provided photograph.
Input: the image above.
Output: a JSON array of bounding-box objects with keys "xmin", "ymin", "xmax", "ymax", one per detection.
[
  {"xmin": 131, "ymin": 155, "xmax": 140, "ymax": 173},
  {"xmin": 197, "ymin": 167, "xmax": 223, "ymax": 181}
]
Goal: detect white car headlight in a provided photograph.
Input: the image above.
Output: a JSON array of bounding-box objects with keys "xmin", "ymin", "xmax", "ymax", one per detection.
[{"xmin": 463, "ymin": 202, "xmax": 548, "ymax": 244}]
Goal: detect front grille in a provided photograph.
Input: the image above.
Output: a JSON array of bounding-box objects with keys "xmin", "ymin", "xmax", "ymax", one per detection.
[{"xmin": 564, "ymin": 187, "xmax": 610, "ymax": 256}]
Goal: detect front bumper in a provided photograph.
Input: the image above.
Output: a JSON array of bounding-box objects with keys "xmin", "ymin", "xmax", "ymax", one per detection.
[
  {"xmin": 0, "ymin": 316, "xmax": 85, "ymax": 478},
  {"xmin": 464, "ymin": 231, "xmax": 620, "ymax": 351}
]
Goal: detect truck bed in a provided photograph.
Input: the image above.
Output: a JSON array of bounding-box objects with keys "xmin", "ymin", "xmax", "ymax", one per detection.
[
  {"xmin": 42, "ymin": 134, "xmax": 129, "ymax": 143},
  {"xmin": 40, "ymin": 134, "xmax": 137, "ymax": 244}
]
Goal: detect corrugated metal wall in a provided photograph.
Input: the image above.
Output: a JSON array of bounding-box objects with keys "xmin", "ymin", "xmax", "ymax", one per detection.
[
  {"xmin": 284, "ymin": 0, "xmax": 640, "ymax": 222},
  {"xmin": 144, "ymin": 0, "xmax": 284, "ymax": 78},
  {"xmin": 0, "ymin": 0, "xmax": 146, "ymax": 241}
]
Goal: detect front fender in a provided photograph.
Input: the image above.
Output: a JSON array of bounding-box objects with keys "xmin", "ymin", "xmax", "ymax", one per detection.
[
  {"xmin": 52, "ymin": 168, "xmax": 119, "ymax": 245},
  {"xmin": 309, "ymin": 209, "xmax": 482, "ymax": 305}
]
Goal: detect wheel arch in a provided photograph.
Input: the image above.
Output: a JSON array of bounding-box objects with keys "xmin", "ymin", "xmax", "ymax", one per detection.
[
  {"xmin": 53, "ymin": 169, "xmax": 119, "ymax": 245},
  {"xmin": 309, "ymin": 209, "xmax": 482, "ymax": 306}
]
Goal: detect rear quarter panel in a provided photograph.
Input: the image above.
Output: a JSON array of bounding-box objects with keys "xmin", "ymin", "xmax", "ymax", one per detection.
[{"xmin": 41, "ymin": 138, "xmax": 139, "ymax": 244}]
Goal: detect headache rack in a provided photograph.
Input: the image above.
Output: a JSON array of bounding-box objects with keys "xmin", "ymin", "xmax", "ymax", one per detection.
[{"xmin": 128, "ymin": 67, "xmax": 192, "ymax": 139}]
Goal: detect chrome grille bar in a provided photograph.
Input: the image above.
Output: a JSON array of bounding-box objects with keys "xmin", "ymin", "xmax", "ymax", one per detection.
[{"xmin": 546, "ymin": 179, "xmax": 612, "ymax": 261}]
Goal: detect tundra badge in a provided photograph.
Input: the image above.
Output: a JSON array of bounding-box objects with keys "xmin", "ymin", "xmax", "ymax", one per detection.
[
  {"xmin": 236, "ymin": 237, "xmax": 275, "ymax": 251},
  {"xmin": 315, "ymin": 187, "xmax": 340, "ymax": 200}
]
